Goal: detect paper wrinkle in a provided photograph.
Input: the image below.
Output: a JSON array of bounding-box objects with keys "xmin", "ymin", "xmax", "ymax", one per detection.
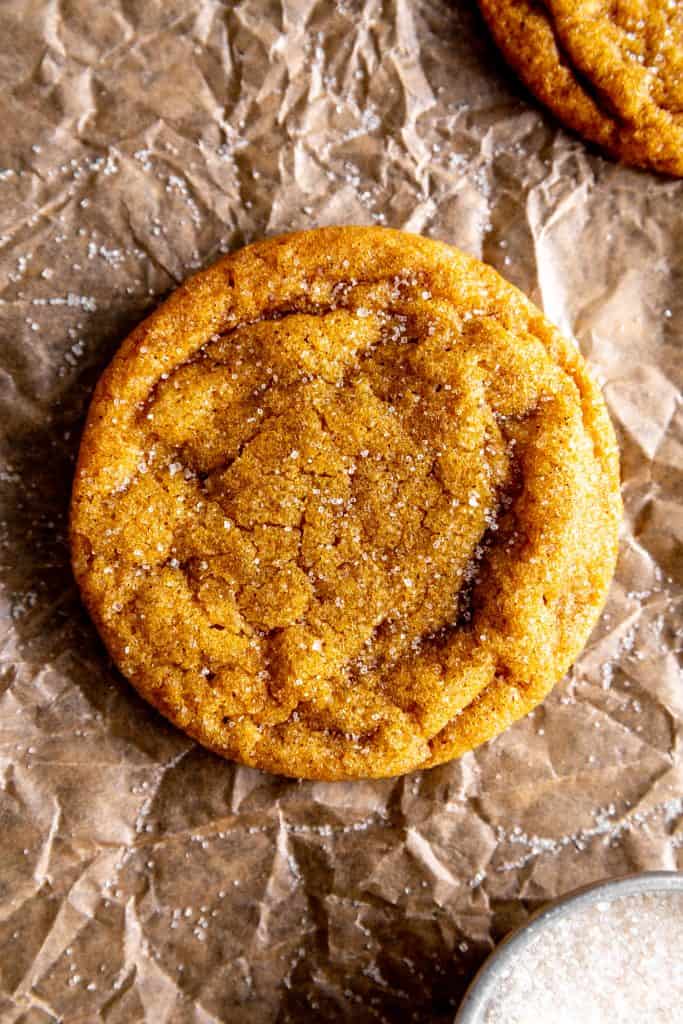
[{"xmin": 1, "ymin": 0, "xmax": 682, "ymax": 1020}]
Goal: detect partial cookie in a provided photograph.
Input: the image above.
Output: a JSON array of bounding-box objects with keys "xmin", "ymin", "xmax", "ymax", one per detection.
[
  {"xmin": 477, "ymin": 0, "xmax": 683, "ymax": 176},
  {"xmin": 70, "ymin": 227, "xmax": 621, "ymax": 780}
]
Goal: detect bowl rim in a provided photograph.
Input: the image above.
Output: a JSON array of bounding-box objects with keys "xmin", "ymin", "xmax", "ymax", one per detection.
[{"xmin": 454, "ymin": 870, "xmax": 683, "ymax": 1023}]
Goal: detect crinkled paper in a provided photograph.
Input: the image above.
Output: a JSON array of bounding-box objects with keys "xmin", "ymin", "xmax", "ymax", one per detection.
[{"xmin": 0, "ymin": 1, "xmax": 681, "ymax": 1021}]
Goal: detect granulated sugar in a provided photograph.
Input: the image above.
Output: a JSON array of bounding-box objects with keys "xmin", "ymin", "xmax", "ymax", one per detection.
[{"xmin": 482, "ymin": 890, "xmax": 683, "ymax": 1023}]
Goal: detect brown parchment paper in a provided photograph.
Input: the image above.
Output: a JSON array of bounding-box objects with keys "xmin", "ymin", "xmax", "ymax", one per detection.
[{"xmin": 1, "ymin": 1, "xmax": 682, "ymax": 1021}]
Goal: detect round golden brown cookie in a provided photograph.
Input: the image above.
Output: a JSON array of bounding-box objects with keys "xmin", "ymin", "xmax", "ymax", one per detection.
[
  {"xmin": 477, "ymin": 0, "xmax": 683, "ymax": 176},
  {"xmin": 70, "ymin": 227, "xmax": 621, "ymax": 780}
]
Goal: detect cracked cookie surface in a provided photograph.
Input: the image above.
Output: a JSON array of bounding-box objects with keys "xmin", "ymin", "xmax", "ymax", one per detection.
[
  {"xmin": 70, "ymin": 227, "xmax": 621, "ymax": 779},
  {"xmin": 477, "ymin": 0, "xmax": 683, "ymax": 176}
]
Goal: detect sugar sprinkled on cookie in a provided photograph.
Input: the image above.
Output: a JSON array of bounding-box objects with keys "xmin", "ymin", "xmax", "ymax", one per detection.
[
  {"xmin": 477, "ymin": 0, "xmax": 683, "ymax": 176},
  {"xmin": 70, "ymin": 227, "xmax": 621, "ymax": 780}
]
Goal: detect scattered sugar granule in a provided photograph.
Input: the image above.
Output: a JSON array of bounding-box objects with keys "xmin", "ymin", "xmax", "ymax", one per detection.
[{"xmin": 482, "ymin": 890, "xmax": 683, "ymax": 1024}]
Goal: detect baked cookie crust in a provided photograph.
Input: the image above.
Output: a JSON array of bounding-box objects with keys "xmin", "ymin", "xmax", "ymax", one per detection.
[
  {"xmin": 477, "ymin": 0, "xmax": 683, "ymax": 176},
  {"xmin": 70, "ymin": 227, "xmax": 621, "ymax": 780}
]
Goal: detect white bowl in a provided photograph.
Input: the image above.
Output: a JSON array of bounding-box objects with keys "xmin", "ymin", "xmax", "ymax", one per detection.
[{"xmin": 455, "ymin": 871, "xmax": 683, "ymax": 1023}]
